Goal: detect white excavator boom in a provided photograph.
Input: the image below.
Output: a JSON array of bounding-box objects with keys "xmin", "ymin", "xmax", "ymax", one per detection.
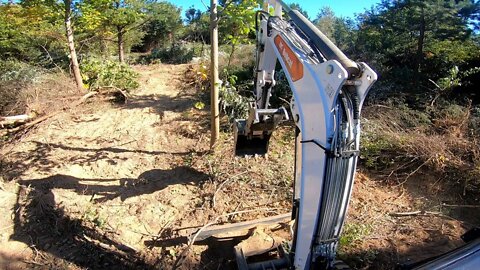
[{"xmin": 234, "ymin": 0, "xmax": 377, "ymax": 269}]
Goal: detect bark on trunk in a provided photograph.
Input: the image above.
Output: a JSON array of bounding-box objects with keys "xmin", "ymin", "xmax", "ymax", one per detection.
[
  {"xmin": 416, "ymin": 5, "xmax": 425, "ymax": 72},
  {"xmin": 210, "ymin": 0, "xmax": 220, "ymax": 149},
  {"xmin": 64, "ymin": 0, "xmax": 84, "ymax": 92},
  {"xmin": 227, "ymin": 42, "xmax": 236, "ymax": 69},
  {"xmin": 117, "ymin": 27, "xmax": 125, "ymax": 63}
]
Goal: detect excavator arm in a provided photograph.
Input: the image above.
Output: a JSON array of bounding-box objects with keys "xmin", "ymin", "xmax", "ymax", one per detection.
[{"xmin": 234, "ymin": 1, "xmax": 377, "ymax": 269}]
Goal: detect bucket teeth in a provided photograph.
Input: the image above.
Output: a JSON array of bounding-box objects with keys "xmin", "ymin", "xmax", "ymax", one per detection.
[
  {"xmin": 234, "ymin": 119, "xmax": 271, "ymax": 156},
  {"xmin": 233, "ymin": 107, "xmax": 288, "ymax": 156}
]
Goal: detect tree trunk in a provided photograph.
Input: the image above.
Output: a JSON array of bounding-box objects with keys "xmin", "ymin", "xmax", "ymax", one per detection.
[
  {"xmin": 210, "ymin": 0, "xmax": 220, "ymax": 149},
  {"xmin": 117, "ymin": 26, "xmax": 125, "ymax": 63},
  {"xmin": 416, "ymin": 5, "xmax": 425, "ymax": 72},
  {"xmin": 227, "ymin": 42, "xmax": 236, "ymax": 69},
  {"xmin": 64, "ymin": 0, "xmax": 84, "ymax": 92}
]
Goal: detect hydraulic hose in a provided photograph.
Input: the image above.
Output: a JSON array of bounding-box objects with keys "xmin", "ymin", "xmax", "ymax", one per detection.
[{"xmin": 287, "ymin": 10, "xmax": 360, "ymax": 78}]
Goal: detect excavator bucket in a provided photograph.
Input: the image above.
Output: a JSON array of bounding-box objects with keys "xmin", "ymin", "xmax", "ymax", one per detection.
[
  {"xmin": 234, "ymin": 119, "xmax": 271, "ymax": 156},
  {"xmin": 234, "ymin": 107, "xmax": 288, "ymax": 156}
]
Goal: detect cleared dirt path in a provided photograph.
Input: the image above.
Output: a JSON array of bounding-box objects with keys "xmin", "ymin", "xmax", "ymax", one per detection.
[{"xmin": 0, "ymin": 64, "xmax": 217, "ymax": 269}]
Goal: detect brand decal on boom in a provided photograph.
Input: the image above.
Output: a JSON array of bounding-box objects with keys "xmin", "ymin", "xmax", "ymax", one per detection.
[{"xmin": 274, "ymin": 35, "xmax": 304, "ymax": 82}]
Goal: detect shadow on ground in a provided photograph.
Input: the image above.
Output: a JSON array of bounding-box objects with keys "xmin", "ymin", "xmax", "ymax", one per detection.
[
  {"xmin": 122, "ymin": 92, "xmax": 209, "ymax": 131},
  {"xmin": 17, "ymin": 166, "xmax": 209, "ymax": 202},
  {"xmin": 361, "ymin": 169, "xmax": 480, "ymax": 227},
  {"xmin": 124, "ymin": 94, "xmax": 195, "ymax": 114},
  {"xmin": 9, "ymin": 166, "xmax": 209, "ymax": 269},
  {"xmin": 339, "ymin": 230, "xmax": 466, "ymax": 269},
  {"xmin": 3, "ymin": 140, "xmax": 207, "ymax": 181}
]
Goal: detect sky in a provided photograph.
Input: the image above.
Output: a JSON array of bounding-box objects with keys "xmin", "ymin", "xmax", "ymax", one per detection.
[{"xmin": 171, "ymin": 0, "xmax": 381, "ymax": 19}]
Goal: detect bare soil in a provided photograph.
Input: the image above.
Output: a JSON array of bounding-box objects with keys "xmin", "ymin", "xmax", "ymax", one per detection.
[{"xmin": 0, "ymin": 64, "xmax": 478, "ymax": 270}]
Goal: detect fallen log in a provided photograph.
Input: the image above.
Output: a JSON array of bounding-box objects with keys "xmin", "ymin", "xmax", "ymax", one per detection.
[
  {"xmin": 1, "ymin": 91, "xmax": 98, "ymax": 133},
  {"xmin": 192, "ymin": 213, "xmax": 291, "ymax": 242},
  {"xmin": 0, "ymin": 114, "xmax": 34, "ymax": 128}
]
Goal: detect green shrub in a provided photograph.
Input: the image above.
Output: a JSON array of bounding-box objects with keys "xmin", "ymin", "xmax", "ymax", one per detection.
[
  {"xmin": 339, "ymin": 223, "xmax": 373, "ymax": 248},
  {"xmin": 360, "ymin": 130, "xmax": 398, "ymax": 170},
  {"xmin": 219, "ymin": 72, "xmax": 250, "ymax": 123},
  {"xmin": 80, "ymin": 58, "xmax": 139, "ymax": 92},
  {"xmin": 394, "ymin": 103, "xmax": 432, "ymax": 129},
  {"xmin": 0, "ymin": 59, "xmax": 40, "ymax": 83},
  {"xmin": 437, "ymin": 104, "xmax": 467, "ymax": 121},
  {"xmin": 270, "ymin": 69, "xmax": 293, "ymax": 108},
  {"xmin": 187, "ymin": 62, "xmax": 252, "ymax": 125},
  {"xmin": 142, "ymin": 44, "xmax": 194, "ymax": 64},
  {"xmin": 0, "ymin": 59, "xmax": 41, "ymax": 115}
]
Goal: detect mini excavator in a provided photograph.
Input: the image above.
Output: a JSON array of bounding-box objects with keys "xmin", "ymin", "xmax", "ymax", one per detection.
[
  {"xmin": 225, "ymin": 0, "xmax": 480, "ymax": 270},
  {"xmin": 233, "ymin": 0, "xmax": 376, "ymax": 269},
  {"xmin": 230, "ymin": 1, "xmax": 480, "ymax": 270}
]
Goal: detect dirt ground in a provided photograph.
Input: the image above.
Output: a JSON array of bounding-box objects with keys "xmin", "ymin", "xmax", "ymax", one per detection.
[{"xmin": 1, "ymin": 64, "xmax": 479, "ymax": 270}]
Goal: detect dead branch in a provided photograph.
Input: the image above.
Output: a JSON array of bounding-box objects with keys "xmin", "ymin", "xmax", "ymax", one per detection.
[
  {"xmin": 23, "ymin": 260, "xmax": 45, "ymax": 266},
  {"xmin": 98, "ymin": 86, "xmax": 129, "ymax": 102},
  {"xmin": 82, "ymin": 234, "xmax": 137, "ymax": 253},
  {"xmin": 394, "ymin": 157, "xmax": 432, "ymax": 186},
  {"xmin": 387, "ymin": 157, "xmax": 419, "ymax": 179},
  {"xmin": 0, "ymin": 114, "xmax": 33, "ymax": 128},
  {"xmin": 39, "ymin": 44, "xmax": 65, "ymax": 74},
  {"xmin": 370, "ymin": 104, "xmax": 394, "ymax": 109},
  {"xmin": 1, "ymin": 91, "xmax": 98, "ymax": 133},
  {"xmin": 441, "ymin": 203, "xmax": 480, "ymax": 208},
  {"xmin": 171, "ymin": 208, "xmax": 280, "ymax": 270},
  {"xmin": 390, "ymin": 210, "xmax": 443, "ymax": 217},
  {"xmin": 192, "ymin": 213, "xmax": 291, "ymax": 242},
  {"xmin": 212, "ymin": 170, "xmax": 249, "ymax": 208}
]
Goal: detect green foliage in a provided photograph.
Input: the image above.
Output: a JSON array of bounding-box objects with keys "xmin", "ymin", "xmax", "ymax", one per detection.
[
  {"xmin": 219, "ymin": 0, "xmax": 260, "ymax": 44},
  {"xmin": 353, "ymin": 0, "xmax": 480, "ymax": 101},
  {"xmin": 339, "ymin": 223, "xmax": 373, "ymax": 247},
  {"xmin": 438, "ymin": 104, "xmax": 468, "ymax": 121},
  {"xmin": 79, "ymin": 0, "xmax": 144, "ymax": 30},
  {"xmin": 219, "ymin": 0, "xmax": 260, "ymax": 65},
  {"xmin": 78, "ymin": 0, "xmax": 149, "ymax": 60},
  {"xmin": 193, "ymin": 101, "xmax": 205, "ymax": 110},
  {"xmin": 138, "ymin": 2, "xmax": 183, "ymax": 52},
  {"xmin": 219, "ymin": 71, "xmax": 250, "ymax": 122},
  {"xmin": 427, "ymin": 40, "xmax": 479, "ymax": 66},
  {"xmin": 436, "ymin": 66, "xmax": 462, "ymax": 93},
  {"xmin": 80, "ymin": 58, "xmax": 139, "ymax": 92},
  {"xmin": 0, "ymin": 59, "xmax": 41, "ymax": 115},
  {"xmin": 360, "ymin": 131, "xmax": 397, "ymax": 170},
  {"xmin": 314, "ymin": 7, "xmax": 336, "ymax": 39},
  {"xmin": 0, "ymin": 3, "xmax": 66, "ymax": 63},
  {"xmin": 270, "ymin": 69, "xmax": 292, "ymax": 108},
  {"xmin": 431, "ymin": 66, "xmax": 480, "ymax": 103},
  {"xmin": 0, "ymin": 59, "xmax": 40, "ymax": 83},
  {"xmin": 184, "ymin": 8, "xmax": 210, "ymax": 43},
  {"xmin": 141, "ymin": 44, "xmax": 194, "ymax": 64},
  {"xmin": 83, "ymin": 206, "xmax": 106, "ymax": 229},
  {"xmin": 313, "ymin": 7, "xmax": 357, "ymax": 52}
]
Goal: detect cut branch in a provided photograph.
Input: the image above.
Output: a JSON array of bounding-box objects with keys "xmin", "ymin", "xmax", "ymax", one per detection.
[
  {"xmin": 0, "ymin": 114, "xmax": 34, "ymax": 128},
  {"xmin": 441, "ymin": 204, "xmax": 480, "ymax": 208},
  {"xmin": 1, "ymin": 91, "xmax": 98, "ymax": 133},
  {"xmin": 390, "ymin": 210, "xmax": 444, "ymax": 217},
  {"xmin": 171, "ymin": 208, "xmax": 280, "ymax": 270}
]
